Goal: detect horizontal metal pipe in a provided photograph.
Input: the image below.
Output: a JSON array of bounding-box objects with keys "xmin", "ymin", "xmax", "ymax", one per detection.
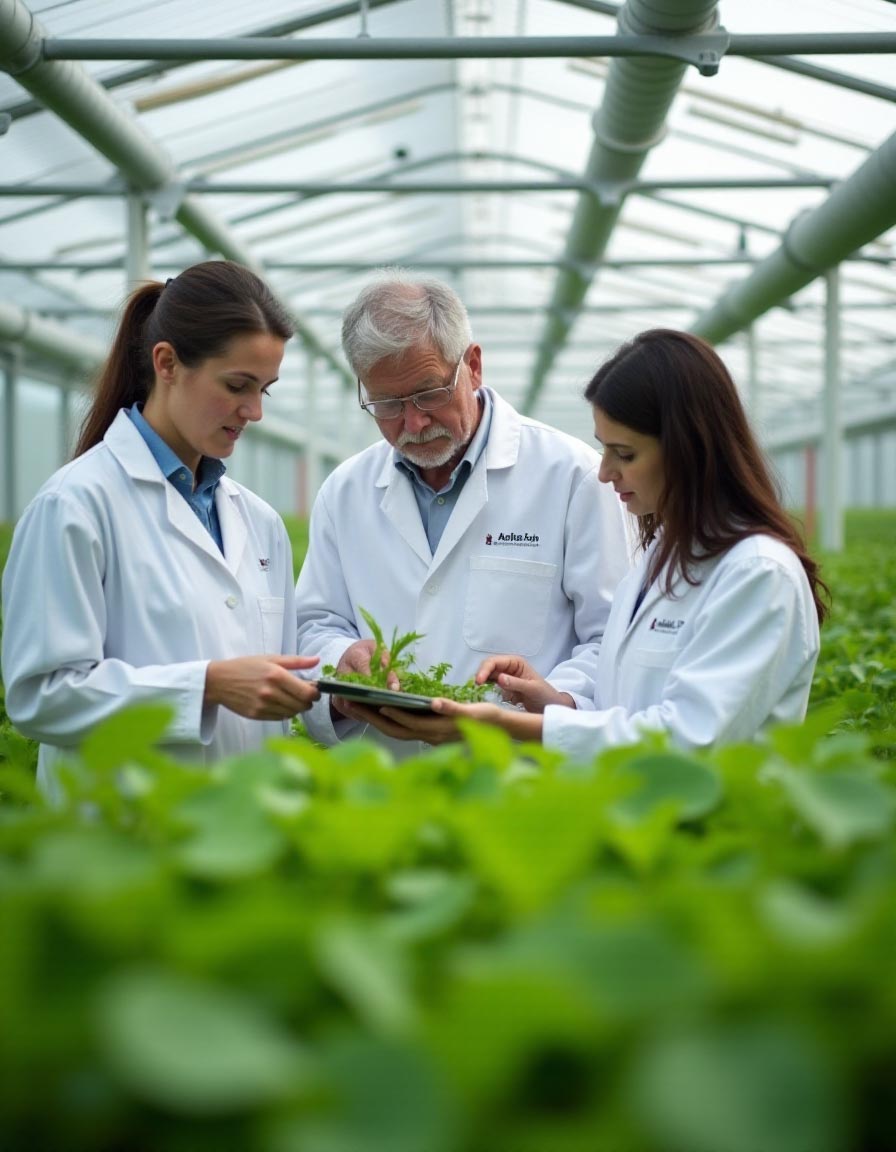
[
  {"xmin": 5, "ymin": 255, "xmax": 892, "ymax": 274},
  {"xmin": 0, "ymin": 176, "xmax": 835, "ymax": 197},
  {"xmin": 40, "ymin": 32, "xmax": 896, "ymax": 62}
]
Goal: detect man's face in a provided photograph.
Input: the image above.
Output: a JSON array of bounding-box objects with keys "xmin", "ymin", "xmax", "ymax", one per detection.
[{"xmin": 361, "ymin": 343, "xmax": 483, "ymax": 469}]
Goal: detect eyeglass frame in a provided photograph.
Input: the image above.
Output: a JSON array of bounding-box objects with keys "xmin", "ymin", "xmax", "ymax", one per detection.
[{"xmin": 357, "ymin": 352, "xmax": 466, "ymax": 420}]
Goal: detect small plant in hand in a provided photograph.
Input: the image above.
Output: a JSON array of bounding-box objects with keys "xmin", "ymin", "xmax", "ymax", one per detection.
[{"xmin": 322, "ymin": 607, "xmax": 493, "ymax": 702}]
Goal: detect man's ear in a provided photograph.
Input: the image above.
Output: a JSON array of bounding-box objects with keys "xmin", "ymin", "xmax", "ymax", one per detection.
[
  {"xmin": 467, "ymin": 343, "xmax": 483, "ymax": 389},
  {"xmin": 151, "ymin": 341, "xmax": 178, "ymax": 381}
]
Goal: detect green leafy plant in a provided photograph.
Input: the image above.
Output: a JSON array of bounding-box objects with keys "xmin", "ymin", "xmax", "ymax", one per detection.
[{"xmin": 322, "ymin": 606, "xmax": 493, "ymax": 703}]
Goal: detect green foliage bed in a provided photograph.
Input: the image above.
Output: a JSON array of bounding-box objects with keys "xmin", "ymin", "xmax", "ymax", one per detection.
[{"xmin": 0, "ymin": 510, "xmax": 894, "ymax": 1151}]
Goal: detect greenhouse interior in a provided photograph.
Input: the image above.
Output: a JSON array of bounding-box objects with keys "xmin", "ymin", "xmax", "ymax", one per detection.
[{"xmin": 1, "ymin": 1, "xmax": 895, "ymax": 1150}]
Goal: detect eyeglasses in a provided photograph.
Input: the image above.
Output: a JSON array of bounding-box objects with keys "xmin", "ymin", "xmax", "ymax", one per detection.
[{"xmin": 358, "ymin": 355, "xmax": 464, "ymax": 420}]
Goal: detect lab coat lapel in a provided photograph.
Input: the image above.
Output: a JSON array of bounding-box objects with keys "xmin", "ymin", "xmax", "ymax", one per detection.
[
  {"xmin": 216, "ymin": 480, "xmax": 248, "ymax": 576},
  {"xmin": 430, "ymin": 389, "xmax": 516, "ymax": 572},
  {"xmin": 430, "ymin": 457, "xmax": 487, "ymax": 571},
  {"xmin": 163, "ymin": 482, "xmax": 228, "ymax": 567},
  {"xmin": 106, "ymin": 410, "xmax": 228, "ymax": 569},
  {"xmin": 378, "ymin": 458, "xmax": 432, "ymax": 566}
]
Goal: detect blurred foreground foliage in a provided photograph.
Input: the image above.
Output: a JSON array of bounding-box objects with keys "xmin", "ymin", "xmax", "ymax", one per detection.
[
  {"xmin": 0, "ymin": 510, "xmax": 894, "ymax": 1150},
  {"xmin": 1, "ymin": 707, "xmax": 895, "ymax": 1151}
]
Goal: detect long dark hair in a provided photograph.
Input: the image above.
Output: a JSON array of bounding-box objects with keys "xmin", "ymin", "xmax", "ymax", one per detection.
[
  {"xmin": 75, "ymin": 260, "xmax": 294, "ymax": 456},
  {"xmin": 585, "ymin": 329, "xmax": 829, "ymax": 623}
]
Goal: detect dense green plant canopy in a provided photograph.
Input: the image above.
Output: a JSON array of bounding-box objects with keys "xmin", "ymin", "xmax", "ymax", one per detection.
[{"xmin": 0, "ymin": 511, "xmax": 894, "ymax": 1151}]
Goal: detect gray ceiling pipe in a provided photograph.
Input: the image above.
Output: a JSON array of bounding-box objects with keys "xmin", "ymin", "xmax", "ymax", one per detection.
[
  {"xmin": 523, "ymin": 0, "xmax": 721, "ymax": 413},
  {"xmin": 690, "ymin": 127, "xmax": 896, "ymax": 344},
  {"xmin": 0, "ymin": 297, "xmax": 339, "ymax": 453},
  {"xmin": 0, "ymin": 0, "xmax": 347, "ymax": 382},
  {"xmin": 0, "ymin": 298, "xmax": 104, "ymax": 372}
]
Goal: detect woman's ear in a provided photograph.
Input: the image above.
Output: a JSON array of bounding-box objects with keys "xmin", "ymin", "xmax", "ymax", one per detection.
[{"xmin": 151, "ymin": 341, "xmax": 178, "ymax": 382}]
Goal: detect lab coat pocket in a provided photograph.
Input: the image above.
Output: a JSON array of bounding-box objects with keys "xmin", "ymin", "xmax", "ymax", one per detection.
[
  {"xmin": 630, "ymin": 646, "xmax": 680, "ymax": 670},
  {"xmin": 258, "ymin": 596, "xmax": 285, "ymax": 654},
  {"xmin": 463, "ymin": 555, "xmax": 557, "ymax": 656}
]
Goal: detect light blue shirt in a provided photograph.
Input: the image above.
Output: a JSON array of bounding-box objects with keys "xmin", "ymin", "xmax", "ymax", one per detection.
[
  {"xmin": 394, "ymin": 388, "xmax": 493, "ymax": 554},
  {"xmin": 126, "ymin": 404, "xmax": 226, "ymax": 553}
]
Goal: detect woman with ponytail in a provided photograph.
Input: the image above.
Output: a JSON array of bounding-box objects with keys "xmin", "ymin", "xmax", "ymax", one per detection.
[
  {"xmin": 382, "ymin": 329, "xmax": 827, "ymax": 754},
  {"xmin": 2, "ymin": 260, "xmax": 319, "ymax": 799}
]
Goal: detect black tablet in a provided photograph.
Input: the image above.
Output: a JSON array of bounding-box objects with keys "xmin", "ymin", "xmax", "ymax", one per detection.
[{"xmin": 315, "ymin": 678, "xmax": 436, "ymax": 712}]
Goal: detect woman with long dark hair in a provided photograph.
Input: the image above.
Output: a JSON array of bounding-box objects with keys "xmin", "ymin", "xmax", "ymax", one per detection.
[
  {"xmin": 413, "ymin": 329, "xmax": 827, "ymax": 752},
  {"xmin": 2, "ymin": 260, "xmax": 319, "ymax": 798}
]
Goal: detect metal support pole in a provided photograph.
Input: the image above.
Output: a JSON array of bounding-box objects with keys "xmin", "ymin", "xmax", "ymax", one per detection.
[
  {"xmin": 126, "ymin": 190, "xmax": 150, "ymax": 287},
  {"xmin": 59, "ymin": 381, "xmax": 75, "ymax": 463},
  {"xmin": 821, "ymin": 266, "xmax": 844, "ymax": 552},
  {"xmin": 2, "ymin": 352, "xmax": 19, "ymax": 522},
  {"xmin": 305, "ymin": 350, "xmax": 322, "ymax": 511},
  {"xmin": 746, "ymin": 323, "xmax": 760, "ymax": 423}
]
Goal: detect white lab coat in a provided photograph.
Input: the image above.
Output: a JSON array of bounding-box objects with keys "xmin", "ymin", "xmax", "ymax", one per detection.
[
  {"xmin": 296, "ymin": 388, "xmax": 631, "ymax": 756},
  {"xmin": 543, "ymin": 533, "xmax": 820, "ymax": 757},
  {"xmin": 1, "ymin": 410, "xmax": 296, "ymax": 799}
]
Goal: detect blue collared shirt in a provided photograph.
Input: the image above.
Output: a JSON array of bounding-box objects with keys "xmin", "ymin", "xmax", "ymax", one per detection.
[
  {"xmin": 394, "ymin": 388, "xmax": 493, "ymax": 554},
  {"xmin": 127, "ymin": 404, "xmax": 226, "ymax": 553}
]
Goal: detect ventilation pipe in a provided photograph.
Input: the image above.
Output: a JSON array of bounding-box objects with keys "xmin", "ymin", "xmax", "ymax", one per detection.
[
  {"xmin": 522, "ymin": 0, "xmax": 721, "ymax": 412},
  {"xmin": 0, "ymin": 0, "xmax": 348, "ymax": 382},
  {"xmin": 690, "ymin": 127, "xmax": 896, "ymax": 343}
]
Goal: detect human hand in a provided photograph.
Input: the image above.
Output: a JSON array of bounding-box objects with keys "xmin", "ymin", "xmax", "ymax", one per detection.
[
  {"xmin": 329, "ymin": 639, "xmax": 400, "ymax": 720},
  {"xmin": 429, "ymin": 697, "xmax": 543, "ymax": 741},
  {"xmin": 476, "ymin": 655, "xmax": 575, "ymax": 714},
  {"xmin": 205, "ymin": 655, "xmax": 320, "ymax": 720},
  {"xmin": 335, "ymin": 699, "xmax": 475, "ymax": 744}
]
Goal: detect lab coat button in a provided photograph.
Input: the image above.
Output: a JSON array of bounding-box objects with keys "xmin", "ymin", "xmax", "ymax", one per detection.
[
  {"xmin": 428, "ymin": 584, "xmax": 439, "ymax": 595},
  {"xmin": 225, "ymin": 594, "xmax": 238, "ymax": 608}
]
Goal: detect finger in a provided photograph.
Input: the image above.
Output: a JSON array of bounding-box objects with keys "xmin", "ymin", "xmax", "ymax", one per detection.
[
  {"xmin": 476, "ymin": 656, "xmax": 512, "ymax": 684},
  {"xmin": 497, "ymin": 672, "xmax": 530, "ymax": 694},
  {"xmin": 272, "ymin": 655, "xmax": 320, "ymax": 670},
  {"xmin": 430, "ymin": 697, "xmax": 462, "ymax": 715}
]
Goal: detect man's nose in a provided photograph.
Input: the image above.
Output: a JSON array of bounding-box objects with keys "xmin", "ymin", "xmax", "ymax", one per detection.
[{"xmin": 401, "ymin": 402, "xmax": 432, "ymax": 434}]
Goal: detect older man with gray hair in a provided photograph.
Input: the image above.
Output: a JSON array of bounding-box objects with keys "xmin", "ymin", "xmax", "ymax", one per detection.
[{"xmin": 296, "ymin": 272, "xmax": 631, "ymax": 755}]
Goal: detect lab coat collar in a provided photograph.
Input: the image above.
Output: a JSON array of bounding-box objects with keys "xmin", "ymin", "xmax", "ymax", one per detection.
[{"xmin": 105, "ymin": 411, "xmax": 241, "ymax": 577}]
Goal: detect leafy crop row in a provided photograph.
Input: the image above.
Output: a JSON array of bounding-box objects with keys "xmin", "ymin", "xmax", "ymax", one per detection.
[{"xmin": 0, "ymin": 511, "xmax": 894, "ymax": 1151}]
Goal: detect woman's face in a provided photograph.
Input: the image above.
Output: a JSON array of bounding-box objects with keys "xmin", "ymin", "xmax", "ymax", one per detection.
[
  {"xmin": 147, "ymin": 331, "xmax": 286, "ymax": 473},
  {"xmin": 594, "ymin": 407, "xmax": 665, "ymax": 517}
]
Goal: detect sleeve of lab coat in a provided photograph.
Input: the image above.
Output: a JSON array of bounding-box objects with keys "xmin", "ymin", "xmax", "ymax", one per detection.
[
  {"xmin": 544, "ymin": 464, "xmax": 633, "ymax": 705},
  {"xmin": 1, "ymin": 492, "xmax": 213, "ymax": 748},
  {"xmin": 543, "ymin": 553, "xmax": 817, "ymax": 757},
  {"xmin": 294, "ymin": 483, "xmax": 364, "ymax": 745}
]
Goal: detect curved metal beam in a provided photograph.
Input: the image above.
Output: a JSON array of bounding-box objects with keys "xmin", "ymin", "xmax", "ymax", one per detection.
[
  {"xmin": 690, "ymin": 128, "xmax": 896, "ymax": 344},
  {"xmin": 523, "ymin": 0, "xmax": 721, "ymax": 413},
  {"xmin": 0, "ymin": 0, "xmax": 349, "ymax": 384}
]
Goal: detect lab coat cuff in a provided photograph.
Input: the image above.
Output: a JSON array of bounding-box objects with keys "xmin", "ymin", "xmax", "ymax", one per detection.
[{"xmin": 167, "ymin": 660, "xmax": 217, "ymax": 744}]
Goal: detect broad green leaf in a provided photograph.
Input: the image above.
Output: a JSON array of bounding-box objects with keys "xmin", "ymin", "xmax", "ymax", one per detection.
[
  {"xmin": 457, "ymin": 717, "xmax": 515, "ymax": 771},
  {"xmin": 779, "ymin": 767, "xmax": 894, "ymax": 849},
  {"xmin": 631, "ymin": 1020, "xmax": 844, "ymax": 1152},
  {"xmin": 611, "ymin": 752, "xmax": 722, "ymax": 824},
  {"xmin": 97, "ymin": 968, "xmax": 310, "ymax": 1113},
  {"xmin": 383, "ymin": 870, "xmax": 477, "ymax": 943},
  {"xmin": 451, "ymin": 782, "xmax": 603, "ymax": 913},
  {"xmin": 760, "ymin": 881, "xmax": 856, "ymax": 948},
  {"xmin": 314, "ymin": 918, "xmax": 415, "ymax": 1034},
  {"xmin": 79, "ymin": 704, "xmax": 176, "ymax": 772},
  {"xmin": 176, "ymin": 772, "xmax": 287, "ymax": 879},
  {"xmin": 30, "ymin": 826, "xmax": 159, "ymax": 899},
  {"xmin": 270, "ymin": 1034, "xmax": 457, "ymax": 1152}
]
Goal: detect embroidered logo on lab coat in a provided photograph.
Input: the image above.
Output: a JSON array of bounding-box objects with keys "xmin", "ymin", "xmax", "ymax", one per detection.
[
  {"xmin": 259, "ymin": 557, "xmax": 271, "ymax": 570},
  {"xmin": 484, "ymin": 531, "xmax": 540, "ymax": 547},
  {"xmin": 650, "ymin": 617, "xmax": 685, "ymax": 634}
]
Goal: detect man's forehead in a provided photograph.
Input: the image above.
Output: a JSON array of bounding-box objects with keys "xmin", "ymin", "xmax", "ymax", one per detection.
[{"xmin": 366, "ymin": 344, "xmax": 451, "ymax": 387}]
